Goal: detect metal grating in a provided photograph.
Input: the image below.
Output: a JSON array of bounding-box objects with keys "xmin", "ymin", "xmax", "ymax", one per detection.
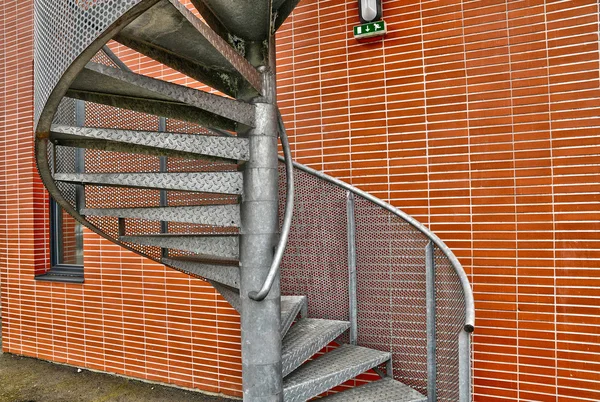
[
  {"xmin": 84, "ymin": 186, "xmax": 161, "ymax": 209},
  {"xmin": 53, "ymin": 97, "xmax": 76, "ymax": 125},
  {"xmin": 90, "ymin": 48, "xmax": 118, "ymax": 68},
  {"xmin": 50, "ymin": 98, "xmax": 79, "ymax": 205},
  {"xmin": 355, "ymin": 197, "xmax": 429, "ymax": 396},
  {"xmin": 86, "ymin": 215, "xmax": 119, "ymax": 239},
  {"xmin": 166, "ymin": 191, "xmax": 238, "ymax": 207},
  {"xmin": 434, "ymin": 246, "xmax": 466, "ymax": 402},
  {"xmin": 84, "ymin": 102, "xmax": 159, "ymax": 131},
  {"xmin": 166, "ymin": 156, "xmax": 235, "ymax": 173},
  {"xmin": 165, "ymin": 117, "xmax": 216, "ymax": 136},
  {"xmin": 279, "ymin": 163, "xmax": 467, "ymax": 398},
  {"xmin": 34, "ymin": 0, "xmax": 142, "ymax": 127},
  {"xmin": 278, "ymin": 166, "xmax": 350, "ymax": 326},
  {"xmin": 68, "ymin": 91, "xmax": 242, "ymax": 263}
]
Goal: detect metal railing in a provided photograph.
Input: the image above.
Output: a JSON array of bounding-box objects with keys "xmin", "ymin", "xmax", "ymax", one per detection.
[{"xmin": 277, "ymin": 160, "xmax": 475, "ymax": 401}]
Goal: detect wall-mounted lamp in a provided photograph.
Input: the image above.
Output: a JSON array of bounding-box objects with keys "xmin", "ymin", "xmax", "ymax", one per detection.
[
  {"xmin": 354, "ymin": 0, "xmax": 386, "ymax": 40},
  {"xmin": 358, "ymin": 0, "xmax": 382, "ymax": 23}
]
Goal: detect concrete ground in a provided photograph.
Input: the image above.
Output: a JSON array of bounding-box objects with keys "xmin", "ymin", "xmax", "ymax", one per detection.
[
  {"xmin": 0, "ymin": 319, "xmax": 237, "ymax": 402},
  {"xmin": 0, "ymin": 353, "xmax": 238, "ymax": 402}
]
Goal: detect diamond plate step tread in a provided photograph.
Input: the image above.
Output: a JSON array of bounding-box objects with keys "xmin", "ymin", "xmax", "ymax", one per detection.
[
  {"xmin": 81, "ymin": 205, "xmax": 240, "ymax": 227},
  {"xmin": 283, "ymin": 344, "xmax": 392, "ymax": 402},
  {"xmin": 116, "ymin": 0, "xmax": 261, "ymax": 97},
  {"xmin": 122, "ymin": 234, "xmax": 239, "ymax": 259},
  {"xmin": 51, "ymin": 125, "xmax": 249, "ymax": 161},
  {"xmin": 68, "ymin": 63, "xmax": 254, "ymax": 130},
  {"xmin": 53, "ymin": 172, "xmax": 243, "ymax": 195},
  {"xmin": 164, "ymin": 257, "xmax": 240, "ymax": 289},
  {"xmin": 174, "ymin": 289, "xmax": 306, "ymax": 330},
  {"xmin": 319, "ymin": 378, "xmax": 426, "ymax": 402},
  {"xmin": 282, "ymin": 318, "xmax": 350, "ymax": 377},
  {"xmin": 280, "ymin": 296, "xmax": 306, "ymax": 338}
]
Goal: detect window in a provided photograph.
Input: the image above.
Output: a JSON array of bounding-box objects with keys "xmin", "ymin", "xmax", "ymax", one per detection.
[
  {"xmin": 51, "ymin": 200, "xmax": 84, "ymax": 266},
  {"xmin": 36, "ymin": 99, "xmax": 86, "ymax": 283},
  {"xmin": 35, "ymin": 199, "xmax": 85, "ymax": 283}
]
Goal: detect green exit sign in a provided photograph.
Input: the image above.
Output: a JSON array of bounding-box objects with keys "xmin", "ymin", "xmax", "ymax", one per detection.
[{"xmin": 353, "ymin": 20, "xmax": 387, "ymax": 39}]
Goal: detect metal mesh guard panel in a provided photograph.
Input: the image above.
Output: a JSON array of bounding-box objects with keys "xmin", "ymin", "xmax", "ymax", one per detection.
[
  {"xmin": 50, "ymin": 98, "xmax": 78, "ymax": 206},
  {"xmin": 435, "ymin": 246, "xmax": 466, "ymax": 402},
  {"xmin": 34, "ymin": 0, "xmax": 142, "ymax": 125},
  {"xmin": 279, "ymin": 163, "xmax": 467, "ymax": 398},
  {"xmin": 278, "ymin": 166, "xmax": 350, "ymax": 324},
  {"xmin": 77, "ymin": 100, "xmax": 237, "ymax": 263}
]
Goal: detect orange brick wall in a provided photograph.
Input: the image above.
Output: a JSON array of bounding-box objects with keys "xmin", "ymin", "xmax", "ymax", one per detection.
[
  {"xmin": 2, "ymin": 0, "xmax": 600, "ymax": 401},
  {"xmin": 0, "ymin": 1, "xmax": 243, "ymax": 398},
  {"xmin": 276, "ymin": 1, "xmax": 600, "ymax": 401}
]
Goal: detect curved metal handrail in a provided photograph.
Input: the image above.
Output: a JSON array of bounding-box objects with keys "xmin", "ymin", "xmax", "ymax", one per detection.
[
  {"xmin": 279, "ymin": 156, "xmax": 475, "ymax": 333},
  {"xmin": 248, "ymin": 109, "xmax": 295, "ymax": 301}
]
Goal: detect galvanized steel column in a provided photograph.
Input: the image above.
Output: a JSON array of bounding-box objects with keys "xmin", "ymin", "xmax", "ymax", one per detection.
[{"xmin": 239, "ymin": 61, "xmax": 282, "ymax": 400}]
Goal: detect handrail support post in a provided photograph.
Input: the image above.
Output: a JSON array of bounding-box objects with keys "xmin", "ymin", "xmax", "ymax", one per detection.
[
  {"xmin": 426, "ymin": 240, "xmax": 437, "ymax": 402},
  {"xmin": 346, "ymin": 191, "xmax": 358, "ymax": 346}
]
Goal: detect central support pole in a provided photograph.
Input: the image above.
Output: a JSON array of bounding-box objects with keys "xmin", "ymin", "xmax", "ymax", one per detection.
[{"xmin": 239, "ymin": 42, "xmax": 282, "ymax": 400}]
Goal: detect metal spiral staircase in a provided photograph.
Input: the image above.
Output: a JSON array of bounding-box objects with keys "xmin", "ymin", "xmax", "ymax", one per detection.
[{"xmin": 34, "ymin": 1, "xmax": 475, "ymax": 401}]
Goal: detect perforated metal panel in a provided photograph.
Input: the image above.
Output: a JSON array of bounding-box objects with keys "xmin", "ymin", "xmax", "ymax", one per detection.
[
  {"xmin": 434, "ymin": 246, "xmax": 466, "ymax": 401},
  {"xmin": 278, "ymin": 167, "xmax": 349, "ymax": 325},
  {"xmin": 279, "ymin": 163, "xmax": 468, "ymax": 400},
  {"xmin": 90, "ymin": 48, "xmax": 119, "ymax": 68},
  {"xmin": 34, "ymin": 0, "xmax": 142, "ymax": 127},
  {"xmin": 165, "ymin": 117, "xmax": 213, "ymax": 135},
  {"xmin": 51, "ymin": 98, "xmax": 79, "ymax": 207},
  {"xmin": 64, "ymin": 75, "xmax": 242, "ymax": 265}
]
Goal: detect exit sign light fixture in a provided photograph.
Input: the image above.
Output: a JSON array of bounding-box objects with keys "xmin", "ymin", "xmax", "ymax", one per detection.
[
  {"xmin": 355, "ymin": 0, "xmax": 386, "ymax": 40},
  {"xmin": 353, "ymin": 20, "xmax": 386, "ymax": 39}
]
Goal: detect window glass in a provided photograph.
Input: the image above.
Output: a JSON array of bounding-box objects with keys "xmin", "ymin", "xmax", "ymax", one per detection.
[{"xmin": 51, "ymin": 200, "xmax": 84, "ymax": 266}]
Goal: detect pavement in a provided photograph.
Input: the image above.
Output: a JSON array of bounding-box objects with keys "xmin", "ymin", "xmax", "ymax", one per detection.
[
  {"xmin": 0, "ymin": 317, "xmax": 237, "ymax": 402},
  {"xmin": 0, "ymin": 352, "xmax": 238, "ymax": 402}
]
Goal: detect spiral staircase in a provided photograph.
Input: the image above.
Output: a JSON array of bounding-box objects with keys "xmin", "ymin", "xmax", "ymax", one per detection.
[{"xmin": 33, "ymin": 1, "xmax": 474, "ymax": 401}]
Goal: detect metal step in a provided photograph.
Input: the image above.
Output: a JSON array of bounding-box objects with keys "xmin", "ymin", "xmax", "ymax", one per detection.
[
  {"xmin": 272, "ymin": 0, "xmax": 301, "ymax": 33},
  {"xmin": 53, "ymin": 172, "xmax": 243, "ymax": 195},
  {"xmin": 320, "ymin": 377, "xmax": 426, "ymax": 402},
  {"xmin": 193, "ymin": 0, "xmax": 298, "ymax": 41},
  {"xmin": 116, "ymin": 0, "xmax": 261, "ymax": 97},
  {"xmin": 283, "ymin": 344, "xmax": 391, "ymax": 402},
  {"xmin": 209, "ymin": 281, "xmax": 242, "ymax": 310},
  {"xmin": 81, "ymin": 205, "xmax": 240, "ymax": 228},
  {"xmin": 67, "ymin": 62, "xmax": 255, "ymax": 130},
  {"xmin": 282, "ymin": 318, "xmax": 350, "ymax": 377},
  {"xmin": 280, "ymin": 296, "xmax": 307, "ymax": 338},
  {"xmin": 122, "ymin": 234, "xmax": 238, "ymax": 259},
  {"xmin": 190, "ymin": 287, "xmax": 305, "ymax": 336},
  {"xmin": 50, "ymin": 125, "xmax": 249, "ymax": 162},
  {"xmin": 194, "ymin": 0, "xmax": 272, "ymax": 41},
  {"xmin": 164, "ymin": 257, "xmax": 240, "ymax": 289}
]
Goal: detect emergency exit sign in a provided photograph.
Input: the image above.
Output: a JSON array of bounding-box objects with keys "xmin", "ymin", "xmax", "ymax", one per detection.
[{"xmin": 353, "ymin": 20, "xmax": 386, "ymax": 39}]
